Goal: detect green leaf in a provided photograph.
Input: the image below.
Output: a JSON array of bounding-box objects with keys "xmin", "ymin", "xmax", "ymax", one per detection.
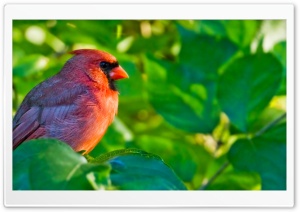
[
  {"xmin": 222, "ymin": 20, "xmax": 261, "ymax": 49},
  {"xmin": 218, "ymin": 53, "xmax": 283, "ymax": 132},
  {"xmin": 132, "ymin": 136, "xmax": 213, "ymax": 184},
  {"xmin": 178, "ymin": 27, "xmax": 238, "ymax": 76},
  {"xmin": 144, "ymin": 55, "xmax": 220, "ymax": 133},
  {"xmin": 228, "ymin": 122, "xmax": 286, "ymax": 190},
  {"xmin": 91, "ymin": 149, "xmax": 187, "ymax": 190},
  {"xmin": 272, "ymin": 41, "xmax": 286, "ymax": 95},
  {"xmin": 13, "ymin": 139, "xmax": 110, "ymax": 190}
]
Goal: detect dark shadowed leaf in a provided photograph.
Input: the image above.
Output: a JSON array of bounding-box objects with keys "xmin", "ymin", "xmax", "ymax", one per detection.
[
  {"xmin": 13, "ymin": 139, "xmax": 110, "ymax": 190},
  {"xmin": 178, "ymin": 27, "xmax": 238, "ymax": 76},
  {"xmin": 228, "ymin": 122, "xmax": 286, "ymax": 190},
  {"xmin": 218, "ymin": 53, "xmax": 283, "ymax": 132},
  {"xmin": 91, "ymin": 149, "xmax": 187, "ymax": 190}
]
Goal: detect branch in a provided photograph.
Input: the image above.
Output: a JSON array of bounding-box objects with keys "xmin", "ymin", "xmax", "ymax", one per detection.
[{"xmin": 199, "ymin": 161, "xmax": 230, "ymax": 190}]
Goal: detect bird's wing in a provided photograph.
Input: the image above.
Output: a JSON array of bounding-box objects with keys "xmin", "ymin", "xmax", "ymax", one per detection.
[{"xmin": 13, "ymin": 76, "xmax": 89, "ymax": 149}]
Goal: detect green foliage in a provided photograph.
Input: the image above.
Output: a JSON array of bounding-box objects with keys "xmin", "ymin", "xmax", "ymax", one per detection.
[
  {"xmin": 13, "ymin": 20, "xmax": 287, "ymax": 191},
  {"xmin": 14, "ymin": 139, "xmax": 185, "ymax": 190},
  {"xmin": 13, "ymin": 54, "xmax": 49, "ymax": 77}
]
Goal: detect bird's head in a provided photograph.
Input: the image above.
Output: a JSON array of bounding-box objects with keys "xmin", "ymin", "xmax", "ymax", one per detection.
[{"xmin": 65, "ymin": 49, "xmax": 129, "ymax": 91}]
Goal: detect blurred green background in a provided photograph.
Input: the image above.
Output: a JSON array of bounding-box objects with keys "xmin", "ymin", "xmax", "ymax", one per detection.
[{"xmin": 13, "ymin": 20, "xmax": 286, "ymax": 190}]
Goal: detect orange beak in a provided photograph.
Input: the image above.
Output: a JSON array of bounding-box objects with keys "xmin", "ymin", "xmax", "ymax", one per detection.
[{"xmin": 110, "ymin": 66, "xmax": 129, "ymax": 80}]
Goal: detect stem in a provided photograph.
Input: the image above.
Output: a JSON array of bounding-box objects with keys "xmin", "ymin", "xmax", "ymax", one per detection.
[
  {"xmin": 254, "ymin": 112, "xmax": 286, "ymax": 137},
  {"xmin": 84, "ymin": 154, "xmax": 95, "ymax": 162},
  {"xmin": 199, "ymin": 161, "xmax": 230, "ymax": 190}
]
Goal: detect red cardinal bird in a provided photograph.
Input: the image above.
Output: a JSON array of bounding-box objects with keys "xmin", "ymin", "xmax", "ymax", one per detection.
[{"xmin": 13, "ymin": 49, "xmax": 128, "ymax": 153}]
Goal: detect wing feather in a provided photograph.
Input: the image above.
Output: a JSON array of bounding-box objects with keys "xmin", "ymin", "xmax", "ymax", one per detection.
[{"xmin": 13, "ymin": 74, "xmax": 90, "ymax": 149}]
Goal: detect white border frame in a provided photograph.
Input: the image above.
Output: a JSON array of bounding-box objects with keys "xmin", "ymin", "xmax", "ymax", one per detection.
[{"xmin": 4, "ymin": 4, "xmax": 294, "ymax": 207}]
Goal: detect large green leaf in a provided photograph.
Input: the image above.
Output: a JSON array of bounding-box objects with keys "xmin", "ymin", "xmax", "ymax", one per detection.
[
  {"xmin": 91, "ymin": 149, "xmax": 187, "ymax": 190},
  {"xmin": 13, "ymin": 139, "xmax": 110, "ymax": 190},
  {"xmin": 218, "ymin": 53, "xmax": 283, "ymax": 132},
  {"xmin": 144, "ymin": 55, "xmax": 220, "ymax": 133},
  {"xmin": 228, "ymin": 122, "xmax": 286, "ymax": 190},
  {"xmin": 178, "ymin": 27, "xmax": 238, "ymax": 76}
]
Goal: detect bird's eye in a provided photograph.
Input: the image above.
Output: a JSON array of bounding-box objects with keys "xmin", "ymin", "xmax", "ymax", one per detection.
[{"xmin": 100, "ymin": 61, "xmax": 109, "ymax": 69}]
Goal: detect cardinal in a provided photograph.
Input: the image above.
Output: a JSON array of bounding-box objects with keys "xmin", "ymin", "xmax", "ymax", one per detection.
[{"xmin": 13, "ymin": 49, "xmax": 128, "ymax": 153}]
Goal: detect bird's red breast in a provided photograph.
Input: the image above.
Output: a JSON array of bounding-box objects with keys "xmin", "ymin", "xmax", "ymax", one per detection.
[{"xmin": 13, "ymin": 49, "xmax": 129, "ymax": 154}]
